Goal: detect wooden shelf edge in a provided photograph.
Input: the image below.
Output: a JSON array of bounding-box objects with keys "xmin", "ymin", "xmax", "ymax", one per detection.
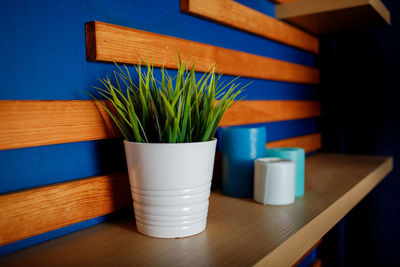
[
  {"xmin": 371, "ymin": 0, "xmax": 391, "ymax": 25},
  {"xmin": 275, "ymin": 0, "xmax": 391, "ymax": 34},
  {"xmin": 256, "ymin": 156, "xmax": 393, "ymax": 266}
]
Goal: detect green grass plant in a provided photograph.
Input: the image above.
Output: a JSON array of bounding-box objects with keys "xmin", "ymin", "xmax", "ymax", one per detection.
[{"xmin": 87, "ymin": 57, "xmax": 248, "ymax": 143}]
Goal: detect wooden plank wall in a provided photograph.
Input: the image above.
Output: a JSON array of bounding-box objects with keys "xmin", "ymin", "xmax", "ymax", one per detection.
[
  {"xmin": 268, "ymin": 133, "xmax": 322, "ymax": 151},
  {"xmin": 0, "ymin": 1, "xmax": 321, "ymax": 248},
  {"xmin": 85, "ymin": 21, "xmax": 319, "ymax": 84}
]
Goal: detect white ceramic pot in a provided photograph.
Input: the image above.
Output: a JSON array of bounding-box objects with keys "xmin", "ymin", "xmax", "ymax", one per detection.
[{"xmin": 124, "ymin": 139, "xmax": 217, "ymax": 238}]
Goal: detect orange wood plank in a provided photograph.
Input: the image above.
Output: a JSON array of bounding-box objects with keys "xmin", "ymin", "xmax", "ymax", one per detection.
[
  {"xmin": 0, "ymin": 100, "xmax": 120, "ymax": 150},
  {"xmin": 0, "ymin": 100, "xmax": 320, "ymax": 150},
  {"xmin": 267, "ymin": 133, "xmax": 322, "ymax": 153},
  {"xmin": 85, "ymin": 21, "xmax": 319, "ymax": 84},
  {"xmin": 181, "ymin": 0, "xmax": 319, "ymax": 53},
  {"xmin": 0, "ymin": 173, "xmax": 131, "ymax": 246},
  {"xmin": 219, "ymin": 100, "xmax": 320, "ymax": 126}
]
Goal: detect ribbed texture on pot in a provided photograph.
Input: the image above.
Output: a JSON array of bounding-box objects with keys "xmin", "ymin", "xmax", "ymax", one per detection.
[{"xmin": 131, "ymin": 182, "xmax": 211, "ymax": 238}]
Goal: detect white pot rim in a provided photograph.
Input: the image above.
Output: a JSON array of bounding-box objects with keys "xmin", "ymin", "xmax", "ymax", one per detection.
[{"xmin": 123, "ymin": 137, "xmax": 217, "ymax": 146}]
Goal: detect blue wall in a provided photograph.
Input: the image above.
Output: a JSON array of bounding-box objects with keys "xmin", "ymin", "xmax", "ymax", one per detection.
[
  {"xmin": 320, "ymin": 0, "xmax": 400, "ymax": 265},
  {"xmin": 0, "ymin": 0, "xmax": 318, "ymax": 255}
]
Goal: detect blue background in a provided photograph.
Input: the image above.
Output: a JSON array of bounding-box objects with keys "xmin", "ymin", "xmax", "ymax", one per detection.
[{"xmin": 0, "ymin": 0, "xmax": 318, "ymax": 257}]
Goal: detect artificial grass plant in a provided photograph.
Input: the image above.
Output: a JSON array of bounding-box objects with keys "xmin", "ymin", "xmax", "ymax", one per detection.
[{"xmin": 88, "ymin": 57, "xmax": 248, "ymax": 143}]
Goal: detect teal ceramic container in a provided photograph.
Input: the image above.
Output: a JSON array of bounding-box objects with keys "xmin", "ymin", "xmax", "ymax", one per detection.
[
  {"xmin": 222, "ymin": 127, "xmax": 267, "ymax": 198},
  {"xmin": 265, "ymin": 148, "xmax": 305, "ymax": 197}
]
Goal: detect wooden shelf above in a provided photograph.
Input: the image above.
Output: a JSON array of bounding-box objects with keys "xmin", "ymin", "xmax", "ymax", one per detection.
[
  {"xmin": 0, "ymin": 154, "xmax": 392, "ymax": 266},
  {"xmin": 275, "ymin": 0, "xmax": 391, "ymax": 34}
]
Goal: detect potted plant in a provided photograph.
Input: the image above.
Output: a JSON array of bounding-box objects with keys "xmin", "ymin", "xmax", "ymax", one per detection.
[{"xmin": 88, "ymin": 57, "xmax": 246, "ymax": 238}]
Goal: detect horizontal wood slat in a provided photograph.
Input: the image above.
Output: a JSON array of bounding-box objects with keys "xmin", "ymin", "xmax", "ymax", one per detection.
[
  {"xmin": 267, "ymin": 133, "xmax": 322, "ymax": 153},
  {"xmin": 0, "ymin": 173, "xmax": 131, "ymax": 246},
  {"xmin": 85, "ymin": 21, "xmax": 319, "ymax": 84},
  {"xmin": 0, "ymin": 100, "xmax": 119, "ymax": 151},
  {"xmin": 0, "ymin": 133, "xmax": 320, "ymax": 246},
  {"xmin": 181, "ymin": 0, "xmax": 319, "ymax": 53},
  {"xmin": 220, "ymin": 100, "xmax": 320, "ymax": 126},
  {"xmin": 0, "ymin": 100, "xmax": 320, "ymax": 150}
]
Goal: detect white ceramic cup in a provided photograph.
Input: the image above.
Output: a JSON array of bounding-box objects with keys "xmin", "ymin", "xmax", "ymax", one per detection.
[{"xmin": 253, "ymin": 157, "xmax": 295, "ymax": 205}]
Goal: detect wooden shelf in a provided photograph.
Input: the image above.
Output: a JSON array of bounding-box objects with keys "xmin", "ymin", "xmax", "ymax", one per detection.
[
  {"xmin": 275, "ymin": 0, "xmax": 391, "ymax": 34},
  {"xmin": 0, "ymin": 154, "xmax": 392, "ymax": 266}
]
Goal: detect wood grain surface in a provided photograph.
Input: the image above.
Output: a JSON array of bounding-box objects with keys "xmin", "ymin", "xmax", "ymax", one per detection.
[
  {"xmin": 85, "ymin": 21, "xmax": 319, "ymax": 84},
  {"xmin": 219, "ymin": 100, "xmax": 320, "ymax": 126},
  {"xmin": 180, "ymin": 0, "xmax": 319, "ymax": 53},
  {"xmin": 0, "ymin": 173, "xmax": 131, "ymax": 246},
  {"xmin": 0, "ymin": 154, "xmax": 392, "ymax": 266},
  {"xmin": 275, "ymin": 0, "xmax": 390, "ymax": 34},
  {"xmin": 267, "ymin": 133, "xmax": 321, "ymax": 152},
  {"xmin": 0, "ymin": 100, "xmax": 320, "ymax": 150},
  {"xmin": 0, "ymin": 100, "xmax": 119, "ymax": 150}
]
